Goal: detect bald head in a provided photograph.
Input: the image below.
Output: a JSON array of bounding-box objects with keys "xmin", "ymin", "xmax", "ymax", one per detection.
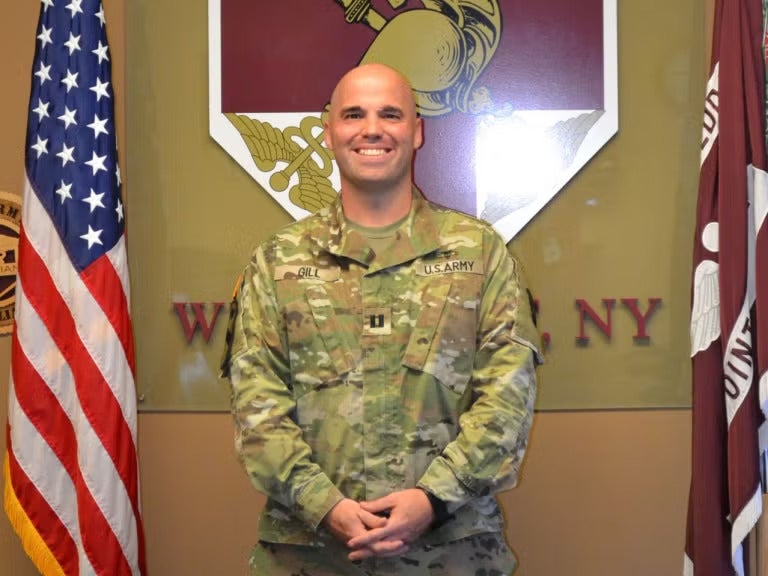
[{"xmin": 328, "ymin": 63, "xmax": 418, "ymax": 119}]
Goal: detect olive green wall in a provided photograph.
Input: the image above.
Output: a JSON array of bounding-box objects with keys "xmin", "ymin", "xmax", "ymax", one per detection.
[{"xmin": 127, "ymin": 0, "xmax": 703, "ymax": 412}]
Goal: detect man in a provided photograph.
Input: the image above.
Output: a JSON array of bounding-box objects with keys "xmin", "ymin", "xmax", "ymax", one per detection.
[{"xmin": 222, "ymin": 63, "xmax": 541, "ymax": 575}]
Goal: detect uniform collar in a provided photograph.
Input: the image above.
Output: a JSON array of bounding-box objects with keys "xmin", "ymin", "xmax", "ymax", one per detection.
[{"xmin": 317, "ymin": 188, "xmax": 443, "ymax": 270}]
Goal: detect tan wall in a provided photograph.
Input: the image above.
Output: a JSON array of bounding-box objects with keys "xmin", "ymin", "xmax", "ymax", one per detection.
[
  {"xmin": 2, "ymin": 409, "xmax": 691, "ymax": 575},
  {"xmin": 1, "ymin": 1, "xmax": 702, "ymax": 575}
]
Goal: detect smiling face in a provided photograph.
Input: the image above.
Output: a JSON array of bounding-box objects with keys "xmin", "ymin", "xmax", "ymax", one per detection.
[{"xmin": 324, "ymin": 64, "xmax": 423, "ymax": 201}]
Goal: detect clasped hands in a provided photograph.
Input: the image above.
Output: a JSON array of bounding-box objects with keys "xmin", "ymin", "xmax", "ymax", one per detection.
[{"xmin": 322, "ymin": 488, "xmax": 435, "ymax": 561}]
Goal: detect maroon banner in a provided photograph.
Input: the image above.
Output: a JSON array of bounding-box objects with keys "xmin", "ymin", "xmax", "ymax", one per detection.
[{"xmin": 685, "ymin": 0, "xmax": 768, "ymax": 574}]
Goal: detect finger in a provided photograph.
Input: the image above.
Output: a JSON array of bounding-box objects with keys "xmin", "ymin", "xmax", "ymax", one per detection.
[
  {"xmin": 349, "ymin": 540, "xmax": 407, "ymax": 559},
  {"xmin": 348, "ymin": 547, "xmax": 374, "ymax": 561},
  {"xmin": 347, "ymin": 526, "xmax": 401, "ymax": 548},
  {"xmin": 370, "ymin": 538, "xmax": 407, "ymax": 555},
  {"xmin": 358, "ymin": 509, "xmax": 387, "ymax": 529},
  {"xmin": 371, "ymin": 544, "xmax": 410, "ymax": 559},
  {"xmin": 348, "ymin": 540, "xmax": 407, "ymax": 561}
]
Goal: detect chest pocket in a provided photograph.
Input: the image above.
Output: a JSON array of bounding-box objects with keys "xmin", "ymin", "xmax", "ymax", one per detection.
[
  {"xmin": 281, "ymin": 282, "xmax": 356, "ymax": 398},
  {"xmin": 402, "ymin": 275, "xmax": 481, "ymax": 395}
]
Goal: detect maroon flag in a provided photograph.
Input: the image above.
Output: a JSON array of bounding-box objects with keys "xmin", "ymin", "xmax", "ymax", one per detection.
[{"xmin": 685, "ymin": 0, "xmax": 768, "ymax": 574}]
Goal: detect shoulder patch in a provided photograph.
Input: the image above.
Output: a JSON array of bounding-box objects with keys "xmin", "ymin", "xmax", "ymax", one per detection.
[
  {"xmin": 220, "ymin": 274, "xmax": 243, "ymax": 379},
  {"xmin": 230, "ymin": 273, "xmax": 243, "ymax": 299}
]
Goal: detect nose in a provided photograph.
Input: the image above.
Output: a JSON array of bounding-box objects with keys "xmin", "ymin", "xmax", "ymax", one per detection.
[{"xmin": 362, "ymin": 114, "xmax": 382, "ymax": 138}]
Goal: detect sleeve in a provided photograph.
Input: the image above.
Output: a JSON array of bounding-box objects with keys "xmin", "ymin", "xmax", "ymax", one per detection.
[
  {"xmin": 417, "ymin": 231, "xmax": 542, "ymax": 510},
  {"xmin": 223, "ymin": 245, "xmax": 344, "ymax": 530}
]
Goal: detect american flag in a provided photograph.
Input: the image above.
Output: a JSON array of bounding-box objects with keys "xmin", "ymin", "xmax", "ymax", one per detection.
[
  {"xmin": 685, "ymin": 0, "xmax": 768, "ymax": 574},
  {"xmin": 3, "ymin": 1, "xmax": 146, "ymax": 574}
]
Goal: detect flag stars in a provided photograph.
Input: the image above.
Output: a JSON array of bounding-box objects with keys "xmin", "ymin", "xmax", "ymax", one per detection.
[
  {"xmin": 80, "ymin": 225, "xmax": 103, "ymax": 249},
  {"xmin": 29, "ymin": 1, "xmax": 124, "ymax": 262},
  {"xmin": 37, "ymin": 25, "xmax": 53, "ymax": 48},
  {"xmin": 55, "ymin": 180, "xmax": 73, "ymax": 204},
  {"xmin": 85, "ymin": 151, "xmax": 107, "ymax": 174},
  {"xmin": 31, "ymin": 135, "xmax": 49, "ymax": 158},
  {"xmin": 83, "ymin": 188, "xmax": 105, "ymax": 213},
  {"xmin": 35, "ymin": 62, "xmax": 52, "ymax": 85},
  {"xmin": 61, "ymin": 69, "xmax": 79, "ymax": 92},
  {"xmin": 90, "ymin": 77, "xmax": 110, "ymax": 101},
  {"xmin": 92, "ymin": 41, "xmax": 109, "ymax": 64},
  {"xmin": 58, "ymin": 106, "xmax": 77, "ymax": 129},
  {"xmin": 95, "ymin": 5, "xmax": 106, "ymax": 26},
  {"xmin": 56, "ymin": 143, "xmax": 75, "ymax": 166},
  {"xmin": 116, "ymin": 164, "xmax": 121, "ymax": 186},
  {"xmin": 32, "ymin": 98, "xmax": 50, "ymax": 121},
  {"xmin": 64, "ymin": 32, "xmax": 81, "ymax": 55},
  {"xmin": 87, "ymin": 114, "xmax": 109, "ymax": 138},
  {"xmin": 66, "ymin": 0, "xmax": 83, "ymax": 17}
]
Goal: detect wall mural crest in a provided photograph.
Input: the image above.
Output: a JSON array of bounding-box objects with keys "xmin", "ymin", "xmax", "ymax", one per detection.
[{"xmin": 208, "ymin": 0, "xmax": 617, "ymax": 241}]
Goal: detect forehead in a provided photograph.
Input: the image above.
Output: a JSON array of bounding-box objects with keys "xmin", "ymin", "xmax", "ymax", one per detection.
[{"xmin": 331, "ymin": 69, "xmax": 415, "ymax": 112}]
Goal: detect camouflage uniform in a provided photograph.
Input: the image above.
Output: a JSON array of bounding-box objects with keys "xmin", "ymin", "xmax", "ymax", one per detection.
[
  {"xmin": 249, "ymin": 532, "xmax": 516, "ymax": 575},
  {"xmin": 223, "ymin": 192, "xmax": 540, "ymax": 574}
]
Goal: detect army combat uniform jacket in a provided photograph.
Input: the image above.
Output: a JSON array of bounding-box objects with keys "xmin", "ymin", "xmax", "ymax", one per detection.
[{"xmin": 224, "ymin": 192, "xmax": 541, "ymax": 547}]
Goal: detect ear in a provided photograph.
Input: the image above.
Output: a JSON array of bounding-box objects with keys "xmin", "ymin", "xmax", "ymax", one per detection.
[
  {"xmin": 323, "ymin": 121, "xmax": 333, "ymax": 149},
  {"xmin": 413, "ymin": 117, "xmax": 424, "ymax": 150}
]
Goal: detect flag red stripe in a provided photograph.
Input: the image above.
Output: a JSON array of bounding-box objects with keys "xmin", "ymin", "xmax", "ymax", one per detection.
[
  {"xmin": 77, "ymin": 480, "xmax": 133, "ymax": 576},
  {"xmin": 81, "ymin": 253, "xmax": 136, "ymax": 377},
  {"xmin": 6, "ymin": 427, "xmax": 79, "ymax": 575},
  {"xmin": 11, "ymin": 332, "xmax": 80, "ymax": 484}
]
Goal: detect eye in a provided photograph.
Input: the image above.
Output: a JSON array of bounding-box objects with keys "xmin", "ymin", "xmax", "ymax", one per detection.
[{"xmin": 343, "ymin": 110, "xmax": 363, "ymax": 120}]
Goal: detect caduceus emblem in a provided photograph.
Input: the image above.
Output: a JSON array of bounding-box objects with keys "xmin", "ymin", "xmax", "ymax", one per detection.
[{"xmin": 225, "ymin": 0, "xmax": 503, "ymax": 213}]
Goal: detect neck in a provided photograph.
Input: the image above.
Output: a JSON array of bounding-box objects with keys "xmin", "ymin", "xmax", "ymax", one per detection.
[{"xmin": 340, "ymin": 182, "xmax": 413, "ymax": 227}]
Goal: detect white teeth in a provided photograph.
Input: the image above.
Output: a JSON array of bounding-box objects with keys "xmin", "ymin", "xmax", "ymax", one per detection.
[{"xmin": 357, "ymin": 149, "xmax": 387, "ymax": 156}]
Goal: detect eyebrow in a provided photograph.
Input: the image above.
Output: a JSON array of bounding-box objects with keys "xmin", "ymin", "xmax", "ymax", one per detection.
[
  {"xmin": 379, "ymin": 106, "xmax": 403, "ymax": 116},
  {"xmin": 339, "ymin": 106, "xmax": 363, "ymax": 116}
]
